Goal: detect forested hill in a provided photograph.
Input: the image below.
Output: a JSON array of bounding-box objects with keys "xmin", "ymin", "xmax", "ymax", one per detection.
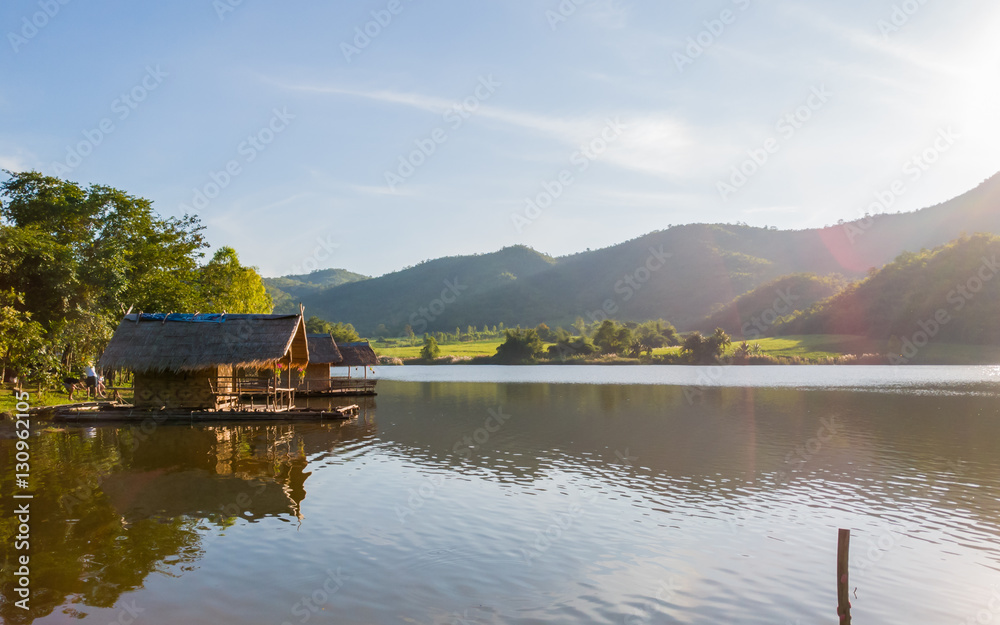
[
  {"xmin": 697, "ymin": 273, "xmax": 849, "ymax": 338},
  {"xmin": 776, "ymin": 234, "xmax": 1000, "ymax": 348},
  {"xmin": 286, "ymin": 245, "xmax": 558, "ymax": 334},
  {"xmin": 274, "ymin": 173, "xmax": 1000, "ymax": 335},
  {"xmin": 265, "ymin": 268, "xmax": 369, "ymax": 313}
]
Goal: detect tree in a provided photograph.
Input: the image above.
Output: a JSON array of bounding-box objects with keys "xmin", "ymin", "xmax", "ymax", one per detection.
[
  {"xmin": 1, "ymin": 171, "xmax": 209, "ymax": 370},
  {"xmin": 634, "ymin": 319, "xmax": 678, "ymax": 355},
  {"xmin": 682, "ymin": 332, "xmax": 705, "ymax": 361},
  {"xmin": 305, "ymin": 316, "xmax": 359, "ymax": 343},
  {"xmin": 547, "ymin": 335, "xmax": 598, "ymax": 360},
  {"xmin": 681, "ymin": 327, "xmax": 731, "ymax": 364},
  {"xmin": 420, "ymin": 336, "xmax": 440, "ymax": 360},
  {"xmin": 711, "ymin": 327, "xmax": 732, "ymax": 353},
  {"xmin": 592, "ymin": 320, "xmax": 633, "ymax": 355},
  {"xmin": 535, "ymin": 323, "xmax": 554, "ymax": 342},
  {"xmin": 329, "ymin": 322, "xmax": 360, "ymax": 343},
  {"xmin": 494, "ymin": 328, "xmax": 544, "ymax": 363},
  {"xmin": 198, "ymin": 247, "xmax": 272, "ymax": 314},
  {"xmin": 305, "ymin": 316, "xmax": 333, "ymax": 334},
  {"xmin": 0, "ymin": 289, "xmax": 54, "ymax": 385}
]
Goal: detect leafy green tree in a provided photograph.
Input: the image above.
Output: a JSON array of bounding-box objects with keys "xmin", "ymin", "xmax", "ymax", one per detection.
[
  {"xmin": 329, "ymin": 322, "xmax": 360, "ymax": 343},
  {"xmin": 0, "ymin": 289, "xmax": 54, "ymax": 385},
  {"xmin": 682, "ymin": 332, "xmax": 706, "ymax": 362},
  {"xmin": 305, "ymin": 316, "xmax": 332, "ymax": 334},
  {"xmin": 711, "ymin": 327, "xmax": 732, "ymax": 353},
  {"xmin": 420, "ymin": 336, "xmax": 441, "ymax": 360},
  {"xmin": 535, "ymin": 323, "xmax": 554, "ymax": 342},
  {"xmin": 592, "ymin": 320, "xmax": 634, "ymax": 355},
  {"xmin": 547, "ymin": 335, "xmax": 598, "ymax": 360},
  {"xmin": 198, "ymin": 247, "xmax": 272, "ymax": 314},
  {"xmin": 1, "ymin": 171, "xmax": 208, "ymax": 372},
  {"xmin": 681, "ymin": 327, "xmax": 731, "ymax": 364},
  {"xmin": 304, "ymin": 316, "xmax": 359, "ymax": 343},
  {"xmin": 494, "ymin": 328, "xmax": 544, "ymax": 363},
  {"xmin": 634, "ymin": 319, "xmax": 678, "ymax": 355}
]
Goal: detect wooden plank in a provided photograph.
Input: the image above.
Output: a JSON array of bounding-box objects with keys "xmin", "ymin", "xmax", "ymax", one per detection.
[
  {"xmin": 52, "ymin": 407, "xmax": 360, "ymax": 422},
  {"xmin": 837, "ymin": 528, "xmax": 852, "ymax": 624}
]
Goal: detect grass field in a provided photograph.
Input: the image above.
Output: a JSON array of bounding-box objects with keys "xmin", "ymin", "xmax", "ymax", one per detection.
[
  {"xmin": 374, "ymin": 334, "xmax": 887, "ymax": 361},
  {"xmin": 0, "ymin": 385, "xmax": 135, "ymax": 413},
  {"xmin": 647, "ymin": 335, "xmax": 879, "ymax": 359},
  {"xmin": 374, "ymin": 340, "xmax": 504, "ymax": 359},
  {"xmin": 0, "ymin": 389, "xmax": 79, "ymax": 412},
  {"xmin": 743, "ymin": 335, "xmax": 883, "ymax": 359}
]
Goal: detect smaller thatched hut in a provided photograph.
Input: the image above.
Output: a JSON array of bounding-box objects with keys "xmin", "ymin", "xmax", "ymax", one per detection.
[
  {"xmin": 336, "ymin": 341, "xmax": 378, "ymax": 368},
  {"xmin": 299, "ymin": 334, "xmax": 344, "ymax": 393},
  {"xmin": 99, "ymin": 313, "xmax": 309, "ymax": 410},
  {"xmin": 331, "ymin": 341, "xmax": 379, "ymax": 392}
]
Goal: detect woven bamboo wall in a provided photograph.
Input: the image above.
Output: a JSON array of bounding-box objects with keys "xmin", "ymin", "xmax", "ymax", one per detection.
[{"xmin": 134, "ymin": 367, "xmax": 228, "ymax": 409}]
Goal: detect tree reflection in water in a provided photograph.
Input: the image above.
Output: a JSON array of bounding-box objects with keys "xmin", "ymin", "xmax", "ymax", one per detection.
[{"xmin": 0, "ymin": 412, "xmax": 376, "ymax": 624}]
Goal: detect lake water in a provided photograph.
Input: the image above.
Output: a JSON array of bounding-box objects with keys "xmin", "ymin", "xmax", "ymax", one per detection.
[{"xmin": 3, "ymin": 366, "xmax": 1000, "ymax": 624}]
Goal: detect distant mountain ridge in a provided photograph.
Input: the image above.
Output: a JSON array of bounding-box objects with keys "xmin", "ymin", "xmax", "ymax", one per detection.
[
  {"xmin": 776, "ymin": 234, "xmax": 1000, "ymax": 352},
  {"xmin": 267, "ymin": 173, "xmax": 1000, "ymax": 334},
  {"xmin": 697, "ymin": 273, "xmax": 849, "ymax": 338},
  {"xmin": 265, "ymin": 268, "xmax": 369, "ymax": 313}
]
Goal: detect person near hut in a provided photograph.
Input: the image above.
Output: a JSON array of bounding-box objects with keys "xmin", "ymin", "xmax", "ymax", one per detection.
[
  {"xmin": 83, "ymin": 362, "xmax": 104, "ymax": 399},
  {"xmin": 62, "ymin": 376, "xmax": 83, "ymax": 400}
]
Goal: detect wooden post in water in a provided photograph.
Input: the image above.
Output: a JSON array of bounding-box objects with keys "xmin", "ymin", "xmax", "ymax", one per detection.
[{"xmin": 837, "ymin": 528, "xmax": 852, "ymax": 624}]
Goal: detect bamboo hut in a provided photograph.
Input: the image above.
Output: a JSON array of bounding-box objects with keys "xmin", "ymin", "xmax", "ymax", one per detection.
[
  {"xmin": 298, "ymin": 334, "xmax": 344, "ymax": 393},
  {"xmin": 337, "ymin": 341, "xmax": 378, "ymax": 368},
  {"xmin": 98, "ymin": 313, "xmax": 309, "ymax": 411},
  {"xmin": 331, "ymin": 341, "xmax": 379, "ymax": 394}
]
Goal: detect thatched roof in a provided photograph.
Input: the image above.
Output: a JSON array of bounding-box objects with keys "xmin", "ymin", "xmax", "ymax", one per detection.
[
  {"xmin": 307, "ymin": 334, "xmax": 343, "ymax": 365},
  {"xmin": 337, "ymin": 341, "xmax": 378, "ymax": 366},
  {"xmin": 99, "ymin": 313, "xmax": 309, "ymax": 373}
]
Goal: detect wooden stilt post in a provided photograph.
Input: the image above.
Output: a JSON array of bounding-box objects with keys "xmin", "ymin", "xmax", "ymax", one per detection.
[{"xmin": 837, "ymin": 528, "xmax": 852, "ymax": 624}]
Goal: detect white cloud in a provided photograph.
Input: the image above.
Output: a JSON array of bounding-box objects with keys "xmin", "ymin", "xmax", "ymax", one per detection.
[
  {"xmin": 276, "ymin": 80, "xmax": 729, "ymax": 180},
  {"xmin": 0, "ymin": 154, "xmax": 29, "ymax": 172}
]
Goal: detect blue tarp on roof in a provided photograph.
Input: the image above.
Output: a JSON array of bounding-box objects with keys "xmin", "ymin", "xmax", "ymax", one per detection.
[{"xmin": 136, "ymin": 313, "xmax": 227, "ymax": 323}]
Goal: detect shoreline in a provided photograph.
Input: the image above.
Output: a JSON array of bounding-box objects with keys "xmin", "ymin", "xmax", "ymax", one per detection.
[{"xmin": 397, "ymin": 355, "xmax": 999, "ymax": 366}]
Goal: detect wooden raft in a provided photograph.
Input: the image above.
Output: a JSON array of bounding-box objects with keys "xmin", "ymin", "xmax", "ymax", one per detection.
[{"xmin": 49, "ymin": 403, "xmax": 361, "ymax": 423}]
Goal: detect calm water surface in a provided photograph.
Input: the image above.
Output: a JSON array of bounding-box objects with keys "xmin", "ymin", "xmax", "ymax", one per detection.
[{"xmin": 3, "ymin": 366, "xmax": 1000, "ymax": 624}]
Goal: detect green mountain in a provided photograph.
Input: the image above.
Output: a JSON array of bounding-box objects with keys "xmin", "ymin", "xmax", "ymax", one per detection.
[
  {"xmin": 264, "ymin": 268, "xmax": 370, "ymax": 313},
  {"xmin": 293, "ymin": 245, "xmax": 557, "ymax": 334},
  {"xmin": 776, "ymin": 234, "xmax": 1000, "ymax": 350},
  {"xmin": 281, "ymin": 172, "xmax": 1000, "ymax": 335},
  {"xmin": 698, "ymin": 273, "xmax": 849, "ymax": 338}
]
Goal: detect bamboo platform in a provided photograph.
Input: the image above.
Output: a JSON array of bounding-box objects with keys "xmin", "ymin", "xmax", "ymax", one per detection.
[
  {"xmin": 49, "ymin": 403, "xmax": 360, "ymax": 423},
  {"xmin": 295, "ymin": 378, "xmax": 377, "ymax": 397},
  {"xmin": 295, "ymin": 387, "xmax": 377, "ymax": 397}
]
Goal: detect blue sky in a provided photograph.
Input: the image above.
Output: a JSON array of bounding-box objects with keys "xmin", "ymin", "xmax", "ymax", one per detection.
[{"xmin": 3, "ymin": 0, "xmax": 999, "ymax": 277}]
